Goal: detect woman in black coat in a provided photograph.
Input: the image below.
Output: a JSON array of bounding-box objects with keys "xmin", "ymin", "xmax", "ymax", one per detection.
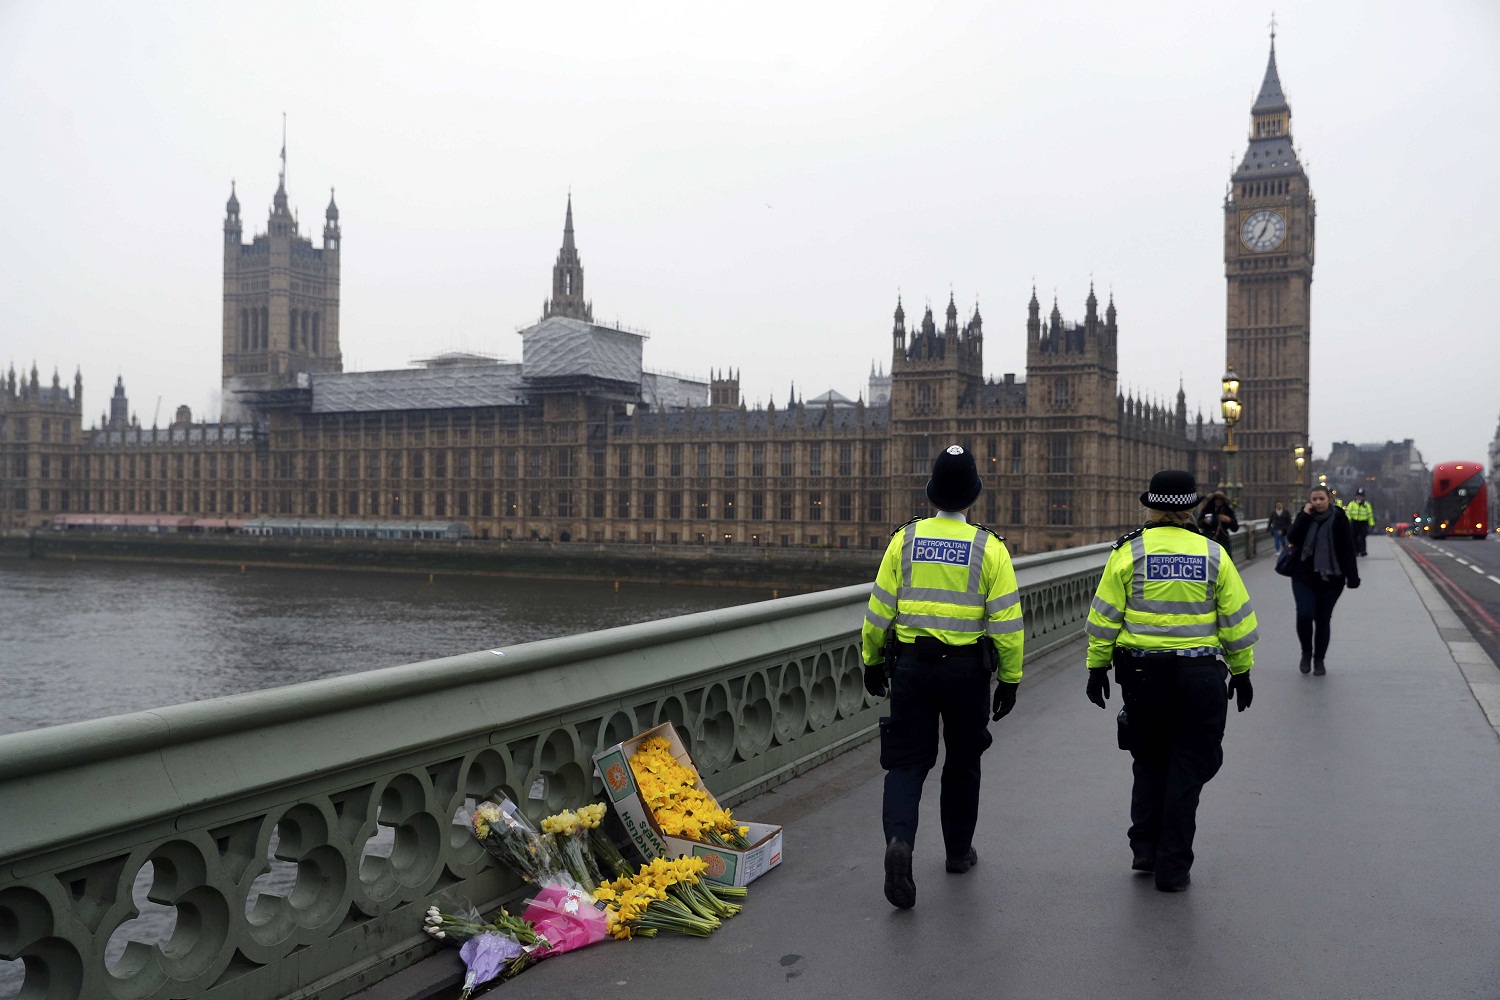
[
  {"xmin": 1198, "ymin": 492, "xmax": 1240, "ymax": 546},
  {"xmin": 1286, "ymin": 485, "xmax": 1361, "ymax": 675}
]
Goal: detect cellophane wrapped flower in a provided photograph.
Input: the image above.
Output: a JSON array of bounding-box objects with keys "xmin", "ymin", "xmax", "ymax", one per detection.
[
  {"xmin": 470, "ymin": 797, "xmax": 560, "ymax": 884},
  {"xmin": 540, "ymin": 809, "xmax": 602, "ymax": 891},
  {"xmin": 577, "ymin": 801, "xmax": 633, "ymax": 879},
  {"xmin": 592, "ymin": 857, "xmax": 746, "ymax": 940},
  {"xmin": 423, "ymin": 903, "xmax": 551, "ymax": 996},
  {"xmin": 628, "ymin": 737, "xmax": 752, "ymax": 850}
]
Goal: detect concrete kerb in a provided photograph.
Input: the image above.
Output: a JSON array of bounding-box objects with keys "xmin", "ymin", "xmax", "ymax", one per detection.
[{"xmin": 1392, "ymin": 541, "xmax": 1500, "ymax": 739}]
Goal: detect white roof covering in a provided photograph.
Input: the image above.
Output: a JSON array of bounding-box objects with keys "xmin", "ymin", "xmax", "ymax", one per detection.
[
  {"xmin": 641, "ymin": 371, "xmax": 709, "ymax": 410},
  {"xmin": 519, "ymin": 316, "xmax": 643, "ymax": 384},
  {"xmin": 310, "ymin": 364, "xmax": 523, "ymax": 413}
]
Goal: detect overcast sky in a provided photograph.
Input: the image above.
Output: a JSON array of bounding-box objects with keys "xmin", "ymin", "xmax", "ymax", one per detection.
[{"xmin": 2, "ymin": 2, "xmax": 1498, "ymax": 465}]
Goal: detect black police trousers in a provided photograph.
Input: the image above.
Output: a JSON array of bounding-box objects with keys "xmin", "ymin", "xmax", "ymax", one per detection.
[
  {"xmin": 879, "ymin": 642, "xmax": 993, "ymax": 859},
  {"xmin": 1115, "ymin": 654, "xmax": 1228, "ymax": 886}
]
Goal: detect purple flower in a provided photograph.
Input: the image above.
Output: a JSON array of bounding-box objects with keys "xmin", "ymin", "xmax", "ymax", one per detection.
[{"xmin": 459, "ymin": 933, "xmax": 526, "ymax": 996}]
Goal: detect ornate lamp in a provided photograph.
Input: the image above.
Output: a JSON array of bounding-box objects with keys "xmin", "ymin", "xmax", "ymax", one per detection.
[
  {"xmin": 1220, "ymin": 365, "xmax": 1242, "ymax": 507},
  {"xmin": 1293, "ymin": 443, "xmax": 1307, "ymax": 504}
]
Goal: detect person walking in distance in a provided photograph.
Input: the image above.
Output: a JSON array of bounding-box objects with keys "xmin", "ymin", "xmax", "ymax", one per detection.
[
  {"xmin": 1269, "ymin": 501, "xmax": 1292, "ymax": 556},
  {"xmin": 1198, "ymin": 491, "xmax": 1240, "ymax": 546},
  {"xmin": 1287, "ymin": 486, "xmax": 1361, "ymax": 675},
  {"xmin": 1082, "ymin": 470, "xmax": 1259, "ymax": 892},
  {"xmin": 861, "ymin": 444, "xmax": 1025, "ymax": 909},
  {"xmin": 1345, "ymin": 489, "xmax": 1375, "ymax": 557}
]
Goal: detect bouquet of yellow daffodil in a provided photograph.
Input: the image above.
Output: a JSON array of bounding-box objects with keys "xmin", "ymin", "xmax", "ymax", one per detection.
[
  {"xmin": 470, "ymin": 797, "xmax": 560, "ymax": 885},
  {"xmin": 592, "ymin": 857, "xmax": 746, "ymax": 940},
  {"xmin": 540, "ymin": 808, "xmax": 603, "ymax": 891},
  {"xmin": 576, "ymin": 801, "xmax": 633, "ymax": 879},
  {"xmin": 628, "ymin": 737, "xmax": 752, "ymax": 850}
]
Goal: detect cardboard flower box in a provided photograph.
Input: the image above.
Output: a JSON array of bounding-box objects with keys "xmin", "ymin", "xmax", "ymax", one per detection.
[{"xmin": 592, "ymin": 722, "xmax": 783, "ymax": 888}]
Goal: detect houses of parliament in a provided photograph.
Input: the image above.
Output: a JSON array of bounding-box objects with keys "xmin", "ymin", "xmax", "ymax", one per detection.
[{"xmin": 0, "ymin": 40, "xmax": 1311, "ymax": 554}]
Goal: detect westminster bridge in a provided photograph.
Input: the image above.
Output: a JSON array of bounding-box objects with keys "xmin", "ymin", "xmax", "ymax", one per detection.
[{"xmin": 3, "ymin": 527, "xmax": 1499, "ymax": 1000}]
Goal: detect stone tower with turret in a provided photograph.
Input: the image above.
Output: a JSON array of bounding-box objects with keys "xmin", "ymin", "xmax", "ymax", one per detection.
[
  {"xmin": 221, "ymin": 143, "xmax": 342, "ymax": 419},
  {"xmin": 1225, "ymin": 31, "xmax": 1313, "ymax": 515}
]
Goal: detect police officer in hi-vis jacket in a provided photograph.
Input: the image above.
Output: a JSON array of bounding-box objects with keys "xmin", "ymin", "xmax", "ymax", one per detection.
[
  {"xmin": 1083, "ymin": 470, "xmax": 1259, "ymax": 892},
  {"xmin": 861, "ymin": 445, "xmax": 1025, "ymax": 909}
]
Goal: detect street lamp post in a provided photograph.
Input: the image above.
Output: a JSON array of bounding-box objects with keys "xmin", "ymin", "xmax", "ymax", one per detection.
[
  {"xmin": 1293, "ymin": 443, "xmax": 1307, "ymax": 505},
  {"xmin": 1220, "ymin": 365, "xmax": 1242, "ymax": 510}
]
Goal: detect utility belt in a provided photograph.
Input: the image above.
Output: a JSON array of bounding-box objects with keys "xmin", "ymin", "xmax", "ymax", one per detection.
[{"xmin": 893, "ymin": 636, "xmax": 986, "ymax": 666}]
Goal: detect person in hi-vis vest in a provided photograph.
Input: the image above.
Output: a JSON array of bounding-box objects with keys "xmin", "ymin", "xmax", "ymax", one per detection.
[
  {"xmin": 1083, "ymin": 469, "xmax": 1258, "ymax": 893},
  {"xmin": 861, "ymin": 445, "xmax": 1024, "ymax": 909}
]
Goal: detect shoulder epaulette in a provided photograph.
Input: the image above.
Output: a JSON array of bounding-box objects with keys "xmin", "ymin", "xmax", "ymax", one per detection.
[
  {"xmin": 970, "ymin": 521, "xmax": 1005, "ymax": 542},
  {"xmin": 890, "ymin": 515, "xmax": 921, "ymax": 537},
  {"xmin": 1112, "ymin": 526, "xmax": 1145, "ymax": 550}
]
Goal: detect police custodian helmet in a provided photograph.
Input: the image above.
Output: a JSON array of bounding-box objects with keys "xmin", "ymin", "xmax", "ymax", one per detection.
[
  {"xmin": 927, "ymin": 445, "xmax": 983, "ymax": 512},
  {"xmin": 1140, "ymin": 470, "xmax": 1202, "ymax": 511}
]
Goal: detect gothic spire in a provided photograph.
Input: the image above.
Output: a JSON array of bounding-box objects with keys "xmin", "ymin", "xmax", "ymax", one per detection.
[
  {"xmin": 563, "ymin": 192, "xmax": 575, "ymax": 252},
  {"xmin": 1253, "ymin": 31, "xmax": 1289, "ymax": 114}
]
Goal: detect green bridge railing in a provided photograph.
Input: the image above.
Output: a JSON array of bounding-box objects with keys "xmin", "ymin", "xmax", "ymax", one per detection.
[{"xmin": 0, "ymin": 526, "xmax": 1263, "ymax": 1000}]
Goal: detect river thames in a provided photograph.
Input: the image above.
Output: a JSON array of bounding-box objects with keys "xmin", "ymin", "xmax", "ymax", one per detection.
[{"xmin": 0, "ymin": 559, "xmax": 762, "ymax": 735}]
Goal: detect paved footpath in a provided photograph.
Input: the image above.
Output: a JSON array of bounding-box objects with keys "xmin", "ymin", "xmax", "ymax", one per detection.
[{"xmin": 393, "ymin": 536, "xmax": 1500, "ymax": 1000}]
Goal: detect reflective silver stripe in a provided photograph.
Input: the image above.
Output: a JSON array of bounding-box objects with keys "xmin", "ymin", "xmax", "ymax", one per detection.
[
  {"xmin": 1222, "ymin": 627, "xmax": 1260, "ymax": 652},
  {"xmin": 900, "ymin": 526, "xmax": 917, "ymax": 589},
  {"xmin": 1135, "ymin": 598, "xmax": 1215, "ymax": 616},
  {"xmin": 1130, "ymin": 536, "xmax": 1147, "ymax": 605},
  {"xmin": 1217, "ymin": 602, "xmax": 1255, "ymax": 629},
  {"xmin": 898, "ymin": 586, "xmax": 985, "ymax": 608},
  {"xmin": 1090, "ymin": 595, "xmax": 1124, "ymax": 622},
  {"xmin": 1085, "ymin": 620, "xmax": 1120, "ymax": 640},
  {"xmin": 895, "ymin": 612, "xmax": 984, "ymax": 633},
  {"xmin": 987, "ymin": 591, "xmax": 1021, "ymax": 614},
  {"xmin": 865, "ymin": 607, "xmax": 894, "ymax": 629},
  {"xmin": 986, "ymin": 617, "xmax": 1025, "ymax": 635},
  {"xmin": 966, "ymin": 526, "xmax": 985, "ymax": 594},
  {"xmin": 1122, "ymin": 620, "xmax": 1218, "ymax": 638},
  {"xmin": 871, "ymin": 583, "xmax": 898, "ymax": 608},
  {"xmin": 1206, "ymin": 543, "xmax": 1221, "ymax": 605}
]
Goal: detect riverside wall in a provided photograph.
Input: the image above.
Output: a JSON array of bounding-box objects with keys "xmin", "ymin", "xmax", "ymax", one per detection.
[{"xmin": 0, "ymin": 529, "xmax": 881, "ymax": 591}]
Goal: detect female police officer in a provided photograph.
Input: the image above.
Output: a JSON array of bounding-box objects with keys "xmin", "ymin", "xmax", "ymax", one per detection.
[
  {"xmin": 1082, "ymin": 470, "xmax": 1258, "ymax": 892},
  {"xmin": 861, "ymin": 445, "xmax": 1025, "ymax": 909}
]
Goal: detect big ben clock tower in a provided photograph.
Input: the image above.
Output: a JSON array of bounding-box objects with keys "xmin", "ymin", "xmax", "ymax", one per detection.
[{"xmin": 1225, "ymin": 30, "xmax": 1313, "ymax": 516}]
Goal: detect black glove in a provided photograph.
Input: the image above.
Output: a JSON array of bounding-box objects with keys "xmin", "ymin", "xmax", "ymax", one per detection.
[
  {"xmin": 1227, "ymin": 672, "xmax": 1253, "ymax": 712},
  {"xmin": 1086, "ymin": 668, "xmax": 1111, "ymax": 709},
  {"xmin": 864, "ymin": 659, "xmax": 888, "ymax": 698},
  {"xmin": 991, "ymin": 680, "xmax": 1018, "ymax": 721}
]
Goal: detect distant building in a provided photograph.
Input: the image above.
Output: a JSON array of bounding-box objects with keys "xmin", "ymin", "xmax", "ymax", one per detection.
[
  {"xmin": 1320, "ymin": 439, "xmax": 1429, "ymax": 525},
  {"xmin": 20, "ymin": 38, "xmax": 1357, "ymax": 556}
]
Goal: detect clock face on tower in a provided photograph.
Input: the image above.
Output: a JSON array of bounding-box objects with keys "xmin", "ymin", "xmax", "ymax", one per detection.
[{"xmin": 1241, "ymin": 209, "xmax": 1286, "ymax": 252}]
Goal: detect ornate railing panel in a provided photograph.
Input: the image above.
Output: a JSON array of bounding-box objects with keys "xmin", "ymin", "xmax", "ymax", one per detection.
[{"xmin": 0, "ymin": 528, "xmax": 1263, "ymax": 1000}]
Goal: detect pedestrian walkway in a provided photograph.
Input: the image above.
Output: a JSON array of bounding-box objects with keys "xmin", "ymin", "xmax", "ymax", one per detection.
[{"xmin": 387, "ymin": 536, "xmax": 1500, "ymax": 999}]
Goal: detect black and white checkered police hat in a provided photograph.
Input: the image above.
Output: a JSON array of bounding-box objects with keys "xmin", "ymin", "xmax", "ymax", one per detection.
[{"xmin": 1140, "ymin": 470, "xmax": 1202, "ymax": 511}]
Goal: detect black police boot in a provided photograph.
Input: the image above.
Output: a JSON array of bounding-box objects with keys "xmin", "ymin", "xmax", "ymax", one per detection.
[
  {"xmin": 1313, "ymin": 659, "xmax": 1326, "ymax": 676},
  {"xmin": 884, "ymin": 839, "xmax": 916, "ymax": 909},
  {"xmin": 945, "ymin": 847, "xmax": 978, "ymax": 874},
  {"xmin": 1298, "ymin": 655, "xmax": 1311, "ymax": 674},
  {"xmin": 1155, "ymin": 872, "xmax": 1191, "ymax": 893},
  {"xmin": 1131, "ymin": 855, "xmax": 1155, "ymax": 873}
]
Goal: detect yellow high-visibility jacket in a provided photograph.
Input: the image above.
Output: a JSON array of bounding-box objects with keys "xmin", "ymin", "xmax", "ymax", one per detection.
[
  {"xmin": 861, "ymin": 516, "xmax": 1025, "ymax": 683},
  {"xmin": 1085, "ymin": 525, "xmax": 1259, "ymax": 674},
  {"xmin": 1346, "ymin": 500, "xmax": 1374, "ymax": 525}
]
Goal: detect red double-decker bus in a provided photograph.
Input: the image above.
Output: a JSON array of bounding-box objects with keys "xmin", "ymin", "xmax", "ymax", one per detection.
[{"xmin": 1427, "ymin": 461, "xmax": 1488, "ymax": 539}]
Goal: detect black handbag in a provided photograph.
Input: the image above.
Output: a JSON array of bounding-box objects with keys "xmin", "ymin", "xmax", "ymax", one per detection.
[{"xmin": 1275, "ymin": 543, "xmax": 1298, "ymax": 577}]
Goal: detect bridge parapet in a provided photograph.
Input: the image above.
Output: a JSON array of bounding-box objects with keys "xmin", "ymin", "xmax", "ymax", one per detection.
[{"xmin": 0, "ymin": 526, "xmax": 1261, "ymax": 1000}]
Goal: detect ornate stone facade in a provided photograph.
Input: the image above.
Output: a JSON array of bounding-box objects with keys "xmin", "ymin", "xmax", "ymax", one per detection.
[
  {"xmin": 1224, "ymin": 35, "xmax": 1314, "ymax": 517},
  {"xmin": 220, "ymin": 164, "xmax": 343, "ymax": 421}
]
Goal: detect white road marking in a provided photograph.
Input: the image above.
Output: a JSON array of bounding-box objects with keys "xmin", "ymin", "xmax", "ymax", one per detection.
[
  {"xmin": 1471, "ymin": 565, "xmax": 1486, "ymax": 575},
  {"xmin": 1489, "ymin": 576, "xmax": 1500, "ymax": 586}
]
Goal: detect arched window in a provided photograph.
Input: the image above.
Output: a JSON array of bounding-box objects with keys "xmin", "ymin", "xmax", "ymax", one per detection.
[
  {"xmin": 260, "ymin": 307, "xmax": 269, "ymax": 349},
  {"xmin": 240, "ymin": 309, "xmax": 249, "ymax": 351},
  {"xmin": 565, "ymin": 271, "xmax": 573, "ymax": 295},
  {"xmin": 312, "ymin": 313, "xmax": 320, "ymax": 355}
]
